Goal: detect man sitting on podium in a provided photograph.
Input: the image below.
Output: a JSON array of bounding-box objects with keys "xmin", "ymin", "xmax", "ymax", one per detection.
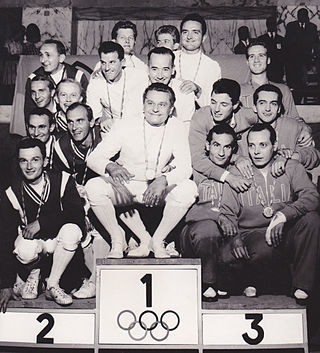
[{"xmin": 85, "ymin": 83, "xmax": 198, "ymax": 259}]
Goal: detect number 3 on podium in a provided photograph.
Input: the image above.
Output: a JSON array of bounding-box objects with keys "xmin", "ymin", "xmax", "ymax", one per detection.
[{"xmin": 242, "ymin": 313, "xmax": 264, "ymax": 345}]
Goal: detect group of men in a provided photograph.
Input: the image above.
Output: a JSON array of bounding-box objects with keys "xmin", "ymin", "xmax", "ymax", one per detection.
[{"xmin": 0, "ymin": 12, "xmax": 319, "ymax": 312}]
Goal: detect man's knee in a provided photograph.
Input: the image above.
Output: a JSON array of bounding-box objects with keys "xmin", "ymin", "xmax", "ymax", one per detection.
[
  {"xmin": 58, "ymin": 223, "xmax": 82, "ymax": 251},
  {"xmin": 85, "ymin": 177, "xmax": 112, "ymax": 204},
  {"xmin": 14, "ymin": 238, "xmax": 42, "ymax": 264},
  {"xmin": 166, "ymin": 179, "xmax": 198, "ymax": 207}
]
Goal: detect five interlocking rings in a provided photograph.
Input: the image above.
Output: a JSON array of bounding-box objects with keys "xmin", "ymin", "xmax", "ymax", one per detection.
[{"xmin": 117, "ymin": 309, "xmax": 180, "ymax": 341}]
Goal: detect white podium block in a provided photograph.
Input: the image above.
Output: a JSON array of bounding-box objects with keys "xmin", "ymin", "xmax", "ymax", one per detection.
[
  {"xmin": 0, "ymin": 311, "xmax": 95, "ymax": 345},
  {"xmin": 97, "ymin": 258, "xmax": 201, "ymax": 346}
]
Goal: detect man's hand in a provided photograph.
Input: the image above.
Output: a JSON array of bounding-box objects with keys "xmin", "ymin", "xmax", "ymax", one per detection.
[
  {"xmin": 179, "ymin": 80, "xmax": 202, "ymax": 97},
  {"xmin": 161, "ymin": 164, "xmax": 176, "ymax": 173},
  {"xmin": 0, "ymin": 288, "xmax": 19, "ymax": 313},
  {"xmin": 217, "ymin": 213, "xmax": 237, "ymax": 237},
  {"xmin": 142, "ymin": 176, "xmax": 167, "ymax": 207},
  {"xmin": 99, "ymin": 116, "xmax": 114, "ymax": 133},
  {"xmin": 22, "ymin": 220, "xmax": 40, "ymax": 240},
  {"xmin": 103, "ymin": 176, "xmax": 135, "ymax": 206},
  {"xmin": 235, "ymin": 156, "xmax": 253, "ymax": 179},
  {"xmin": 297, "ymin": 125, "xmax": 313, "ymax": 147},
  {"xmin": 231, "ymin": 236, "xmax": 250, "ymax": 260},
  {"xmin": 106, "ymin": 162, "xmax": 134, "ymax": 184},
  {"xmin": 225, "ymin": 173, "xmax": 251, "ymax": 192},
  {"xmin": 278, "ymin": 146, "xmax": 293, "ymax": 160},
  {"xmin": 269, "ymin": 222, "xmax": 284, "ymax": 247},
  {"xmin": 271, "ymin": 155, "xmax": 287, "ymax": 177}
]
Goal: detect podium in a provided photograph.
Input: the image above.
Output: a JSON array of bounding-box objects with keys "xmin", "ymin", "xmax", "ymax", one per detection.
[{"xmin": 0, "ymin": 258, "xmax": 308, "ymax": 352}]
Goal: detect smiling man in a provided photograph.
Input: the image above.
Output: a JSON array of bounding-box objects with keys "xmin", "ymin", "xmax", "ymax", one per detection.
[
  {"xmin": 0, "ymin": 138, "xmax": 86, "ymax": 310},
  {"xmin": 24, "ymin": 39, "xmax": 88, "ymax": 120},
  {"xmin": 238, "ymin": 84, "xmax": 320, "ymax": 171},
  {"xmin": 85, "ymin": 83, "xmax": 197, "ymax": 259},
  {"xmin": 174, "ymin": 13, "xmax": 221, "ymax": 107},
  {"xmin": 218, "ymin": 123, "xmax": 320, "ymax": 301},
  {"xmin": 87, "ymin": 41, "xmax": 147, "ymax": 132},
  {"xmin": 189, "ymin": 78, "xmax": 257, "ymax": 192},
  {"xmin": 30, "ymin": 75, "xmax": 56, "ymax": 114},
  {"xmin": 181, "ymin": 124, "xmax": 238, "ymax": 302}
]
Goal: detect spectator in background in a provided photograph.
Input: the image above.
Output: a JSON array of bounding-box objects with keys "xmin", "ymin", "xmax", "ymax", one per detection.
[
  {"xmin": 285, "ymin": 8, "xmax": 319, "ymax": 100},
  {"xmin": 155, "ymin": 25, "xmax": 180, "ymax": 51},
  {"xmin": 258, "ymin": 17, "xmax": 285, "ymax": 83},
  {"xmin": 234, "ymin": 26, "xmax": 250, "ymax": 55},
  {"xmin": 23, "ymin": 23, "xmax": 41, "ymax": 55}
]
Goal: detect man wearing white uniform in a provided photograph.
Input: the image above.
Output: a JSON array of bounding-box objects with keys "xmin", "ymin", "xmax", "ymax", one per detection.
[
  {"xmin": 86, "ymin": 41, "xmax": 147, "ymax": 132},
  {"xmin": 85, "ymin": 83, "xmax": 198, "ymax": 258},
  {"xmin": 174, "ymin": 13, "xmax": 221, "ymax": 107},
  {"xmin": 147, "ymin": 47, "xmax": 196, "ymax": 128}
]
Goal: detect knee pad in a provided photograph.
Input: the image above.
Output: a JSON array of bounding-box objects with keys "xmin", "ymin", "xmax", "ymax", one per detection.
[
  {"xmin": 58, "ymin": 223, "xmax": 82, "ymax": 251},
  {"xmin": 14, "ymin": 238, "xmax": 42, "ymax": 264}
]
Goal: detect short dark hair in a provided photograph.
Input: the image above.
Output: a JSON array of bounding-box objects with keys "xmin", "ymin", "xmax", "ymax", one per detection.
[
  {"xmin": 66, "ymin": 102, "xmax": 94, "ymax": 122},
  {"xmin": 245, "ymin": 39, "xmax": 269, "ymax": 59},
  {"xmin": 247, "ymin": 123, "xmax": 277, "ymax": 145},
  {"xmin": 143, "ymin": 83, "xmax": 176, "ymax": 107},
  {"xmin": 17, "ymin": 137, "xmax": 46, "ymax": 160},
  {"xmin": 31, "ymin": 75, "xmax": 55, "ymax": 91},
  {"xmin": 111, "ymin": 21, "xmax": 137, "ymax": 40},
  {"xmin": 42, "ymin": 39, "xmax": 66, "ymax": 55},
  {"xmin": 98, "ymin": 41, "xmax": 124, "ymax": 61},
  {"xmin": 253, "ymin": 83, "xmax": 284, "ymax": 115},
  {"xmin": 147, "ymin": 47, "xmax": 175, "ymax": 66},
  {"xmin": 211, "ymin": 78, "xmax": 240, "ymax": 105},
  {"xmin": 27, "ymin": 107, "xmax": 55, "ymax": 127},
  {"xmin": 26, "ymin": 23, "xmax": 41, "ymax": 44},
  {"xmin": 181, "ymin": 13, "xmax": 207, "ymax": 35},
  {"xmin": 155, "ymin": 25, "xmax": 180, "ymax": 44},
  {"xmin": 207, "ymin": 123, "xmax": 238, "ymax": 151}
]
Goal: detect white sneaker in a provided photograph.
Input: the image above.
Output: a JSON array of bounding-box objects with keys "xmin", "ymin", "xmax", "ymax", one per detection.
[
  {"xmin": 73, "ymin": 279, "xmax": 96, "ymax": 299},
  {"xmin": 294, "ymin": 289, "xmax": 308, "ymax": 300},
  {"xmin": 22, "ymin": 269, "xmax": 40, "ymax": 300},
  {"xmin": 108, "ymin": 242, "xmax": 126, "ymax": 258},
  {"xmin": 243, "ymin": 286, "xmax": 257, "ymax": 298},
  {"xmin": 151, "ymin": 240, "xmax": 170, "ymax": 259},
  {"xmin": 165, "ymin": 242, "xmax": 180, "ymax": 257},
  {"xmin": 46, "ymin": 285, "xmax": 73, "ymax": 306},
  {"xmin": 127, "ymin": 242, "xmax": 150, "ymax": 257},
  {"xmin": 13, "ymin": 275, "xmax": 25, "ymax": 297}
]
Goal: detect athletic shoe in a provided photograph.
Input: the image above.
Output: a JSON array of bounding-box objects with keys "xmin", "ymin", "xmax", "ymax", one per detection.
[
  {"xmin": 73, "ymin": 279, "xmax": 96, "ymax": 299},
  {"xmin": 151, "ymin": 240, "xmax": 170, "ymax": 258},
  {"xmin": 22, "ymin": 269, "xmax": 40, "ymax": 300},
  {"xmin": 13, "ymin": 275, "xmax": 25, "ymax": 297},
  {"xmin": 46, "ymin": 285, "xmax": 73, "ymax": 306}
]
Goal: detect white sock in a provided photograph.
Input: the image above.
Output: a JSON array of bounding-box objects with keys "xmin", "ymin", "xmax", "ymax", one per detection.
[
  {"xmin": 47, "ymin": 243, "xmax": 75, "ymax": 289},
  {"xmin": 119, "ymin": 210, "xmax": 151, "ymax": 244},
  {"xmin": 89, "ymin": 235, "xmax": 110, "ymax": 282}
]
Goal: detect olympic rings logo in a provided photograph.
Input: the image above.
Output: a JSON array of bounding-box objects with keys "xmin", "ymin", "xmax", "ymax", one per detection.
[{"xmin": 117, "ymin": 309, "xmax": 180, "ymax": 341}]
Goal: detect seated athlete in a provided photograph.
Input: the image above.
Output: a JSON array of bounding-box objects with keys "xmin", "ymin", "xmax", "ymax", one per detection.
[
  {"xmin": 219, "ymin": 123, "xmax": 320, "ymax": 302},
  {"xmin": 0, "ymin": 138, "xmax": 86, "ymax": 310},
  {"xmin": 55, "ymin": 102, "xmax": 110, "ymax": 299},
  {"xmin": 85, "ymin": 83, "xmax": 198, "ymax": 258},
  {"xmin": 181, "ymin": 124, "xmax": 238, "ymax": 301}
]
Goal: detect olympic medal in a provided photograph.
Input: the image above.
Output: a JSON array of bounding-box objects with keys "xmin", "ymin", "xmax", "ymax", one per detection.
[
  {"xmin": 146, "ymin": 169, "xmax": 156, "ymax": 180},
  {"xmin": 263, "ymin": 206, "xmax": 274, "ymax": 218}
]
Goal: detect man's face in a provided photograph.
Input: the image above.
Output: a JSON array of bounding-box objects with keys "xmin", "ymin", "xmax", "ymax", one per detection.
[
  {"xmin": 115, "ymin": 28, "xmax": 135, "ymax": 55},
  {"xmin": 31, "ymin": 80, "xmax": 54, "ymax": 108},
  {"xmin": 248, "ymin": 129, "xmax": 276, "ymax": 168},
  {"xmin": 148, "ymin": 53, "xmax": 174, "ymax": 84},
  {"xmin": 143, "ymin": 90, "xmax": 174, "ymax": 126},
  {"xmin": 28, "ymin": 114, "xmax": 54, "ymax": 144},
  {"xmin": 66, "ymin": 105, "xmax": 94, "ymax": 143},
  {"xmin": 210, "ymin": 92, "xmax": 236, "ymax": 123},
  {"xmin": 56, "ymin": 82, "xmax": 82, "ymax": 113},
  {"xmin": 181, "ymin": 20, "xmax": 204, "ymax": 53},
  {"xmin": 208, "ymin": 132, "xmax": 234, "ymax": 167},
  {"xmin": 247, "ymin": 45, "xmax": 270, "ymax": 75},
  {"xmin": 19, "ymin": 146, "xmax": 44, "ymax": 183},
  {"xmin": 254, "ymin": 91, "xmax": 281, "ymax": 124},
  {"xmin": 100, "ymin": 51, "xmax": 124, "ymax": 82},
  {"xmin": 156, "ymin": 33, "xmax": 176, "ymax": 51},
  {"xmin": 39, "ymin": 43, "xmax": 65, "ymax": 74}
]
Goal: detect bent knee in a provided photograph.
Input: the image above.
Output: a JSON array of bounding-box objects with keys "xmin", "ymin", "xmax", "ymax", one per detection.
[
  {"xmin": 85, "ymin": 177, "xmax": 111, "ymax": 202},
  {"xmin": 167, "ymin": 179, "xmax": 198, "ymax": 206},
  {"xmin": 14, "ymin": 238, "xmax": 42, "ymax": 264},
  {"xmin": 58, "ymin": 223, "xmax": 82, "ymax": 251}
]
